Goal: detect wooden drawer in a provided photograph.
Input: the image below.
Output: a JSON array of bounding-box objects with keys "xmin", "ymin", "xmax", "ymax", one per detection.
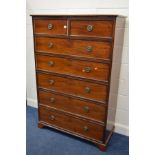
[
  {"xmin": 35, "ymin": 37, "xmax": 112, "ymax": 60},
  {"xmin": 70, "ymin": 20, "xmax": 114, "ymax": 38},
  {"xmin": 36, "ymin": 54, "xmax": 110, "ymax": 82},
  {"xmin": 39, "ymin": 105, "xmax": 104, "ymax": 142},
  {"xmin": 37, "ymin": 73, "xmax": 108, "ymax": 102},
  {"xmin": 38, "ymin": 90, "xmax": 106, "ymax": 122},
  {"xmin": 33, "ymin": 19, "xmax": 67, "ymax": 35}
]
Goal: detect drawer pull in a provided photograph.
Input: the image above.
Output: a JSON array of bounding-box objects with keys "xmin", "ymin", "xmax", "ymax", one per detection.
[
  {"xmin": 83, "ymin": 126, "xmax": 89, "ymax": 132},
  {"xmin": 48, "ymin": 61, "xmax": 54, "ymax": 66},
  {"xmin": 87, "ymin": 25, "xmax": 93, "ymax": 32},
  {"xmin": 48, "ymin": 42, "xmax": 53, "ymax": 48},
  {"xmin": 83, "ymin": 67, "xmax": 91, "ymax": 73},
  {"xmin": 48, "ymin": 23, "xmax": 53, "ymax": 30},
  {"xmin": 84, "ymin": 87, "xmax": 91, "ymax": 93},
  {"xmin": 49, "ymin": 80, "xmax": 55, "ymax": 85},
  {"xmin": 49, "ymin": 115, "xmax": 55, "ymax": 120},
  {"xmin": 50, "ymin": 98, "xmax": 55, "ymax": 103},
  {"xmin": 86, "ymin": 46, "xmax": 93, "ymax": 52},
  {"xmin": 83, "ymin": 106, "xmax": 89, "ymax": 112}
]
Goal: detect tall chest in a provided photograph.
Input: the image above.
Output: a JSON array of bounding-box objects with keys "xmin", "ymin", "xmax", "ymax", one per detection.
[{"xmin": 31, "ymin": 15, "xmax": 125, "ymax": 151}]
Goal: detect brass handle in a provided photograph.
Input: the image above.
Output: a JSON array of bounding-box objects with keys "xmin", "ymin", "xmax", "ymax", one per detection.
[
  {"xmin": 87, "ymin": 25, "xmax": 93, "ymax": 32},
  {"xmin": 84, "ymin": 67, "xmax": 91, "ymax": 73},
  {"xmin": 83, "ymin": 126, "xmax": 89, "ymax": 132},
  {"xmin": 86, "ymin": 46, "xmax": 93, "ymax": 52},
  {"xmin": 50, "ymin": 98, "xmax": 55, "ymax": 103},
  {"xmin": 83, "ymin": 106, "xmax": 89, "ymax": 112},
  {"xmin": 49, "ymin": 80, "xmax": 55, "ymax": 85},
  {"xmin": 48, "ymin": 42, "xmax": 53, "ymax": 48},
  {"xmin": 49, "ymin": 115, "xmax": 55, "ymax": 120},
  {"xmin": 48, "ymin": 23, "xmax": 53, "ymax": 30},
  {"xmin": 84, "ymin": 87, "xmax": 91, "ymax": 93},
  {"xmin": 48, "ymin": 61, "xmax": 54, "ymax": 66}
]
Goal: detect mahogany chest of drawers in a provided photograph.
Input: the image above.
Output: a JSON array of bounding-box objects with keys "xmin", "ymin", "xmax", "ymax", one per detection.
[{"xmin": 31, "ymin": 15, "xmax": 125, "ymax": 151}]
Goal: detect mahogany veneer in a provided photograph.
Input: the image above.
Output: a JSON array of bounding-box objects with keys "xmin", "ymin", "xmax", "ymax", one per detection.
[
  {"xmin": 37, "ymin": 72, "xmax": 108, "ymax": 102},
  {"xmin": 32, "ymin": 15, "xmax": 125, "ymax": 151},
  {"xmin": 35, "ymin": 37, "xmax": 112, "ymax": 60},
  {"xmin": 36, "ymin": 54, "xmax": 110, "ymax": 81}
]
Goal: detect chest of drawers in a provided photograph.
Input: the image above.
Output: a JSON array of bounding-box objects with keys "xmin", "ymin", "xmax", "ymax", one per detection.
[{"xmin": 31, "ymin": 15, "xmax": 125, "ymax": 151}]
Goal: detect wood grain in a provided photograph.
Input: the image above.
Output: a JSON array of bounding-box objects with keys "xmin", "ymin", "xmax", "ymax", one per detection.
[
  {"xmin": 38, "ymin": 90, "xmax": 107, "ymax": 122},
  {"xmin": 35, "ymin": 37, "xmax": 112, "ymax": 60},
  {"xmin": 36, "ymin": 54, "xmax": 110, "ymax": 82},
  {"xmin": 34, "ymin": 19, "xmax": 67, "ymax": 35},
  {"xmin": 70, "ymin": 20, "xmax": 114, "ymax": 38},
  {"xmin": 37, "ymin": 73, "xmax": 108, "ymax": 102},
  {"xmin": 39, "ymin": 105, "xmax": 105, "ymax": 141}
]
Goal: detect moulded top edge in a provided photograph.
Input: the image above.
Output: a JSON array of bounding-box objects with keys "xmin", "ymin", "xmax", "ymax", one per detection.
[{"xmin": 30, "ymin": 14, "xmax": 126, "ymax": 18}]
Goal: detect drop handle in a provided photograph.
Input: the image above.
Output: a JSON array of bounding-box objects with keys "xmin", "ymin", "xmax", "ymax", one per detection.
[
  {"xmin": 83, "ymin": 126, "xmax": 89, "ymax": 132},
  {"xmin": 48, "ymin": 42, "xmax": 53, "ymax": 48},
  {"xmin": 84, "ymin": 87, "xmax": 91, "ymax": 93},
  {"xmin": 87, "ymin": 25, "xmax": 93, "ymax": 32},
  {"xmin": 83, "ymin": 67, "xmax": 91, "ymax": 73},
  {"xmin": 48, "ymin": 23, "xmax": 53, "ymax": 30},
  {"xmin": 50, "ymin": 98, "xmax": 55, "ymax": 103},
  {"xmin": 83, "ymin": 106, "xmax": 89, "ymax": 112},
  {"xmin": 49, "ymin": 115, "xmax": 55, "ymax": 120},
  {"xmin": 48, "ymin": 61, "xmax": 54, "ymax": 66},
  {"xmin": 49, "ymin": 80, "xmax": 55, "ymax": 85},
  {"xmin": 86, "ymin": 46, "xmax": 93, "ymax": 52}
]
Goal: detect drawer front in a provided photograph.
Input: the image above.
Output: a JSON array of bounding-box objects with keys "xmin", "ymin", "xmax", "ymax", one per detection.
[
  {"xmin": 36, "ymin": 54, "xmax": 110, "ymax": 82},
  {"xmin": 39, "ymin": 106, "xmax": 104, "ymax": 141},
  {"xmin": 70, "ymin": 20, "xmax": 114, "ymax": 38},
  {"xmin": 38, "ymin": 90, "xmax": 106, "ymax": 122},
  {"xmin": 33, "ymin": 19, "xmax": 67, "ymax": 35},
  {"xmin": 37, "ymin": 73, "xmax": 108, "ymax": 102},
  {"xmin": 35, "ymin": 37, "xmax": 112, "ymax": 60}
]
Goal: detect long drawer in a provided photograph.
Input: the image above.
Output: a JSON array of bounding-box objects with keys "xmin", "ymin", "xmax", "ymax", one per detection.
[
  {"xmin": 36, "ymin": 54, "xmax": 110, "ymax": 82},
  {"xmin": 38, "ymin": 90, "xmax": 106, "ymax": 122},
  {"xmin": 39, "ymin": 105, "xmax": 105, "ymax": 142},
  {"xmin": 35, "ymin": 37, "xmax": 112, "ymax": 60},
  {"xmin": 37, "ymin": 73, "xmax": 108, "ymax": 102}
]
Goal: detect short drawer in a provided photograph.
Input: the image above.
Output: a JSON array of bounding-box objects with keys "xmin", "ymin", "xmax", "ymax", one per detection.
[
  {"xmin": 35, "ymin": 37, "xmax": 112, "ymax": 61},
  {"xmin": 36, "ymin": 54, "xmax": 110, "ymax": 82},
  {"xmin": 38, "ymin": 90, "xmax": 106, "ymax": 122},
  {"xmin": 33, "ymin": 19, "xmax": 67, "ymax": 35},
  {"xmin": 70, "ymin": 20, "xmax": 114, "ymax": 38},
  {"xmin": 37, "ymin": 73, "xmax": 108, "ymax": 102},
  {"xmin": 39, "ymin": 106, "xmax": 105, "ymax": 142}
]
